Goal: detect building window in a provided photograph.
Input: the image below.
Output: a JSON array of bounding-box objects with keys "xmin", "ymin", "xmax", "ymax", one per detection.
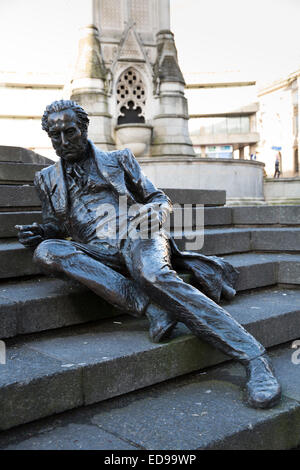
[
  {"xmin": 206, "ymin": 145, "xmax": 233, "ymax": 158},
  {"xmin": 197, "ymin": 116, "xmax": 251, "ymax": 136},
  {"xmin": 116, "ymin": 68, "xmax": 146, "ymax": 125}
]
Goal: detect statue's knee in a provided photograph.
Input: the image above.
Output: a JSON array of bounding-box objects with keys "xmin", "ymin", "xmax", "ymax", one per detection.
[
  {"xmin": 139, "ymin": 264, "xmax": 174, "ymax": 288},
  {"xmin": 33, "ymin": 239, "xmax": 66, "ymax": 268},
  {"xmin": 139, "ymin": 266, "xmax": 161, "ymax": 286}
]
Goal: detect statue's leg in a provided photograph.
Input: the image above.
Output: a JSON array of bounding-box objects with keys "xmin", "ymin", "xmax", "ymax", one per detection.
[
  {"xmin": 34, "ymin": 239, "xmax": 149, "ymax": 316},
  {"xmin": 33, "ymin": 239, "xmax": 176, "ymax": 340},
  {"xmin": 122, "ymin": 235, "xmax": 281, "ymax": 409}
]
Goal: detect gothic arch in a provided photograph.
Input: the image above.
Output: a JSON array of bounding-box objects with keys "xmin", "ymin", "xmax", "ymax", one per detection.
[{"xmin": 116, "ymin": 67, "xmax": 147, "ymax": 125}]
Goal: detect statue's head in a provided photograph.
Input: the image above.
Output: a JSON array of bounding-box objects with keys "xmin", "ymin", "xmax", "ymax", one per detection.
[{"xmin": 42, "ymin": 100, "xmax": 90, "ymax": 162}]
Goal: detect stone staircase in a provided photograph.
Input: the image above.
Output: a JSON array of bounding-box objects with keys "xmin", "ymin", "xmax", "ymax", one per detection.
[{"xmin": 0, "ymin": 146, "xmax": 300, "ymax": 450}]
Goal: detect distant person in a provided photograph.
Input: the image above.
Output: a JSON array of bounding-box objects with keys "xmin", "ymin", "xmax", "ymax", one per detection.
[{"xmin": 274, "ymin": 155, "xmax": 281, "ymax": 178}]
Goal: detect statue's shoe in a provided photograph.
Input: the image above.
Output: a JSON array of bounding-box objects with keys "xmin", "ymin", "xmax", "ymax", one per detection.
[
  {"xmin": 145, "ymin": 304, "xmax": 177, "ymax": 343},
  {"xmin": 245, "ymin": 354, "xmax": 281, "ymax": 409},
  {"xmin": 149, "ymin": 318, "xmax": 177, "ymax": 343},
  {"xmin": 221, "ymin": 284, "xmax": 236, "ymax": 300}
]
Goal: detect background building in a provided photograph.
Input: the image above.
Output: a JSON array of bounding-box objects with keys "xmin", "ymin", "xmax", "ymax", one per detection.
[
  {"xmin": 185, "ymin": 73, "xmax": 259, "ymax": 160},
  {"xmin": 258, "ymin": 69, "xmax": 299, "ymax": 177}
]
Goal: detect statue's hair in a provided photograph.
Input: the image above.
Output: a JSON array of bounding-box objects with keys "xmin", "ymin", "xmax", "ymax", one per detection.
[{"xmin": 41, "ymin": 100, "xmax": 89, "ymax": 134}]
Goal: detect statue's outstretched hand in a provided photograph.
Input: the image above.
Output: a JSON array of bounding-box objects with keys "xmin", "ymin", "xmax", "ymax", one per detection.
[{"xmin": 15, "ymin": 223, "xmax": 45, "ymax": 247}]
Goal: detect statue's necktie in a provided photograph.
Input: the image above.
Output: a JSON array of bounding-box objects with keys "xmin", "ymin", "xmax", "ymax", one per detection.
[{"xmin": 65, "ymin": 162, "xmax": 87, "ymax": 189}]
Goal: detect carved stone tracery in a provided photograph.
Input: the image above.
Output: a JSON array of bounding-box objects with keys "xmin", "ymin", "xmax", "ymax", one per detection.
[{"xmin": 116, "ymin": 68, "xmax": 146, "ymax": 124}]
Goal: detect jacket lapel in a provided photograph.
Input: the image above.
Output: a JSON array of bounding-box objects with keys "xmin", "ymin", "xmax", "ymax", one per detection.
[
  {"xmin": 89, "ymin": 141, "xmax": 127, "ymax": 197},
  {"xmin": 49, "ymin": 159, "xmax": 68, "ymax": 217}
]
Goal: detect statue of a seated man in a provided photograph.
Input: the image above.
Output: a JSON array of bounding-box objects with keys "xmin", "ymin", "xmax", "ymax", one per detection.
[{"xmin": 16, "ymin": 100, "xmax": 281, "ymax": 409}]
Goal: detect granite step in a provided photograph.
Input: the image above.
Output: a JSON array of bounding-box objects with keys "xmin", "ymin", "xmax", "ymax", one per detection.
[
  {"xmin": 0, "ymin": 145, "xmax": 52, "ymax": 165},
  {"xmin": 173, "ymin": 205, "xmax": 300, "ymax": 228},
  {"xmin": 0, "ymin": 343, "xmax": 298, "ymax": 450},
  {"xmin": 0, "ymin": 240, "xmax": 40, "ymax": 279},
  {"xmin": 0, "ymin": 286, "xmax": 299, "ymax": 431},
  {"xmin": 224, "ymin": 252, "xmax": 300, "ymax": 289},
  {"xmin": 0, "ymin": 206, "xmax": 230, "ymax": 240},
  {"xmin": 1, "ymin": 205, "xmax": 300, "ymax": 240},
  {"xmin": 231, "ymin": 205, "xmax": 300, "ymax": 226},
  {"xmin": 174, "ymin": 227, "xmax": 300, "ymax": 255},
  {"xmin": 0, "ymin": 162, "xmax": 47, "ymax": 184},
  {"xmin": 0, "ymin": 185, "xmax": 40, "ymax": 208},
  {"xmin": 160, "ymin": 188, "xmax": 226, "ymax": 206},
  {"xmin": 1, "ymin": 253, "xmax": 300, "ymax": 340},
  {"xmin": 0, "ymin": 276, "xmax": 119, "ymax": 339},
  {"xmin": 0, "ymin": 212, "xmax": 43, "ymax": 238}
]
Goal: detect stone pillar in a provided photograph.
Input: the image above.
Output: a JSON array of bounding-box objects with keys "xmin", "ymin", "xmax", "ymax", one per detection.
[
  {"xmin": 239, "ymin": 146, "xmax": 245, "ymax": 159},
  {"xmin": 201, "ymin": 146, "xmax": 206, "ymax": 158},
  {"xmin": 158, "ymin": 0, "xmax": 171, "ymax": 30},
  {"xmin": 151, "ymin": 30, "xmax": 195, "ymax": 158},
  {"xmin": 70, "ymin": 6, "xmax": 115, "ymax": 151}
]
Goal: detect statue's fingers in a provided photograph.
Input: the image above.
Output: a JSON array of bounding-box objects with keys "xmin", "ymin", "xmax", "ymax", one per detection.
[
  {"xmin": 15, "ymin": 224, "xmax": 31, "ymax": 230},
  {"xmin": 15, "ymin": 225, "xmax": 37, "ymax": 233},
  {"xmin": 19, "ymin": 231, "xmax": 34, "ymax": 238},
  {"xmin": 31, "ymin": 223, "xmax": 43, "ymax": 233},
  {"xmin": 19, "ymin": 235, "xmax": 43, "ymax": 247}
]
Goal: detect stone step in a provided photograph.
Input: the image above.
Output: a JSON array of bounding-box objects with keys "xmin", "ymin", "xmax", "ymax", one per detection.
[
  {"xmin": 0, "ymin": 276, "xmax": 120, "ymax": 339},
  {"xmin": 0, "ymin": 206, "xmax": 233, "ymax": 240},
  {"xmin": 249, "ymin": 227, "xmax": 300, "ymax": 252},
  {"xmin": 0, "ymin": 286, "xmax": 299, "ymax": 431},
  {"xmin": 232, "ymin": 205, "xmax": 300, "ymax": 226},
  {"xmin": 0, "ymin": 212, "xmax": 43, "ymax": 238},
  {"xmin": 174, "ymin": 205, "xmax": 300, "ymax": 228},
  {"xmin": 174, "ymin": 227, "xmax": 300, "ymax": 255},
  {"xmin": 1, "ymin": 205, "xmax": 300, "ymax": 240},
  {"xmin": 0, "ymin": 240, "xmax": 40, "ymax": 279},
  {"xmin": 0, "ymin": 185, "xmax": 40, "ymax": 208},
  {"xmin": 1, "ymin": 226, "xmax": 300, "ymax": 280},
  {"xmin": 225, "ymin": 252, "xmax": 300, "ymax": 288},
  {"xmin": 0, "ymin": 162, "xmax": 46, "ymax": 184},
  {"xmin": 0, "ymin": 342, "xmax": 298, "ymax": 450},
  {"xmin": 0, "ymin": 146, "xmax": 52, "ymax": 165},
  {"xmin": 160, "ymin": 188, "xmax": 226, "ymax": 206},
  {"xmin": 1, "ymin": 253, "xmax": 300, "ymax": 340}
]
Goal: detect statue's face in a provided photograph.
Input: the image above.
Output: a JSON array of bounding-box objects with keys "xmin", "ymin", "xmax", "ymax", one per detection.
[{"xmin": 47, "ymin": 109, "xmax": 88, "ymax": 162}]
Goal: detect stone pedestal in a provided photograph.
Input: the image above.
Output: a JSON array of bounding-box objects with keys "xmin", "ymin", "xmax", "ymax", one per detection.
[
  {"xmin": 139, "ymin": 157, "xmax": 265, "ymax": 205},
  {"xmin": 115, "ymin": 123, "xmax": 152, "ymax": 157}
]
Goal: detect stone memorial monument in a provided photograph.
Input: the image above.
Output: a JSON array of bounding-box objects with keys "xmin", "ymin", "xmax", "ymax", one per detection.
[
  {"xmin": 16, "ymin": 99, "xmax": 281, "ymax": 410},
  {"xmin": 69, "ymin": 0, "xmax": 195, "ymax": 159}
]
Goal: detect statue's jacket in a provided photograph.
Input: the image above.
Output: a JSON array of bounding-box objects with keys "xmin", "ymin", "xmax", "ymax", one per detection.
[{"xmin": 34, "ymin": 140, "xmax": 238, "ymax": 304}]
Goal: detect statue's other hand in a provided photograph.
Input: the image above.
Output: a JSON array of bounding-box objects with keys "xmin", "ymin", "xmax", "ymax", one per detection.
[
  {"xmin": 15, "ymin": 223, "xmax": 44, "ymax": 247},
  {"xmin": 128, "ymin": 204, "xmax": 162, "ymax": 239}
]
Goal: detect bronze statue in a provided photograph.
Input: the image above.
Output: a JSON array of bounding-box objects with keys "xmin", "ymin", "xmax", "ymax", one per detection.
[{"xmin": 16, "ymin": 100, "xmax": 281, "ymax": 409}]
